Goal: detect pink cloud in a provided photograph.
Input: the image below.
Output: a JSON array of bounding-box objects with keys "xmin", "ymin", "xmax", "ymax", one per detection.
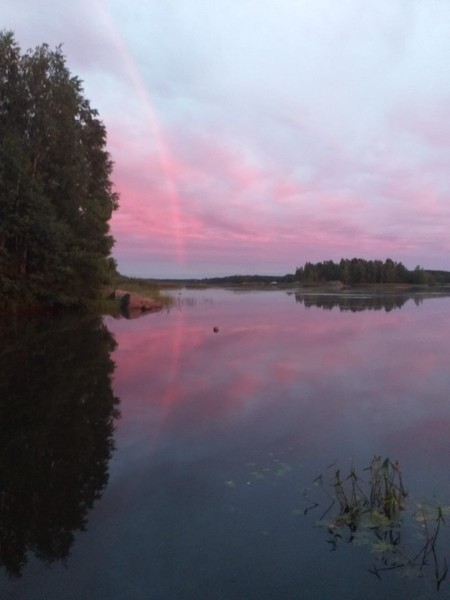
[
  {"xmin": 391, "ymin": 95, "xmax": 450, "ymax": 149},
  {"xmin": 102, "ymin": 62, "xmax": 450, "ymax": 276}
]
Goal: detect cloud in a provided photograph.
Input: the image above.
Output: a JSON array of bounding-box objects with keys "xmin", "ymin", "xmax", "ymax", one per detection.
[{"xmin": 5, "ymin": 0, "xmax": 450, "ymax": 274}]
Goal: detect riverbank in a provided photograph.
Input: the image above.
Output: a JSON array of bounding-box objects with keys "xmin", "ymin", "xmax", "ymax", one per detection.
[{"xmin": 153, "ymin": 278, "xmax": 450, "ymax": 296}]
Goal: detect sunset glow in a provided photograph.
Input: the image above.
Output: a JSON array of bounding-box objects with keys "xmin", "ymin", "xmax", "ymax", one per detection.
[{"xmin": 5, "ymin": 0, "xmax": 450, "ymax": 277}]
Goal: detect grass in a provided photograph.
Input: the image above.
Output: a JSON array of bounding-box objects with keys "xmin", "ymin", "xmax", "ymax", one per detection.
[{"xmin": 111, "ymin": 274, "xmax": 173, "ymax": 306}]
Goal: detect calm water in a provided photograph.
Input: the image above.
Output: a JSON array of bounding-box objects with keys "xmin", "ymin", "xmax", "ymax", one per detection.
[{"xmin": 1, "ymin": 289, "xmax": 450, "ymax": 599}]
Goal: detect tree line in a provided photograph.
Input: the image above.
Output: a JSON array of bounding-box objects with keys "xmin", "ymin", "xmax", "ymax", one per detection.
[
  {"xmin": 0, "ymin": 32, "xmax": 118, "ymax": 310},
  {"xmin": 295, "ymin": 258, "xmax": 434, "ymax": 285}
]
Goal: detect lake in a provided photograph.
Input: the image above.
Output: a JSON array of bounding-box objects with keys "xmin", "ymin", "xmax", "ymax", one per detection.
[{"xmin": 1, "ymin": 288, "xmax": 450, "ymax": 599}]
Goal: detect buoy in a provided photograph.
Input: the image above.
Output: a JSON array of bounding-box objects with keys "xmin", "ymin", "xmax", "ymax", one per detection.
[{"xmin": 213, "ymin": 326, "xmax": 219, "ymax": 333}]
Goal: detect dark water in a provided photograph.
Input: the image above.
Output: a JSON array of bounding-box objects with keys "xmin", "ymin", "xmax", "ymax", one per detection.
[{"xmin": 1, "ymin": 289, "xmax": 450, "ymax": 599}]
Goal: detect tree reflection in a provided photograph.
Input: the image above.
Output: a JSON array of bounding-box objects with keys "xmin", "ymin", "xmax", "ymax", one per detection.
[
  {"xmin": 0, "ymin": 316, "xmax": 119, "ymax": 577},
  {"xmin": 294, "ymin": 293, "xmax": 413, "ymax": 312}
]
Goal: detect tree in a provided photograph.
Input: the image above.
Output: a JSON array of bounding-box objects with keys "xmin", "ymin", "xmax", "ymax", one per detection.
[
  {"xmin": 294, "ymin": 257, "xmax": 433, "ymax": 285},
  {"xmin": 0, "ymin": 31, "xmax": 118, "ymax": 309},
  {"xmin": 411, "ymin": 265, "xmax": 433, "ymax": 285}
]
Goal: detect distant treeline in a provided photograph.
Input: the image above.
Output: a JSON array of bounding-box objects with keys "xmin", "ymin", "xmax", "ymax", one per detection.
[
  {"xmin": 152, "ymin": 261, "xmax": 450, "ymax": 288},
  {"xmin": 427, "ymin": 270, "xmax": 450, "ymax": 284},
  {"xmin": 295, "ymin": 258, "xmax": 434, "ymax": 285},
  {"xmin": 198, "ymin": 259, "xmax": 450, "ymax": 287},
  {"xmin": 202, "ymin": 274, "xmax": 295, "ymax": 285}
]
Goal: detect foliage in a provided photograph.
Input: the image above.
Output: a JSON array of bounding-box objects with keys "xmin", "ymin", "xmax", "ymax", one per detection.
[
  {"xmin": 0, "ymin": 31, "xmax": 118, "ymax": 309},
  {"xmin": 427, "ymin": 270, "xmax": 450, "ymax": 284},
  {"xmin": 294, "ymin": 258, "xmax": 435, "ymax": 285},
  {"xmin": 303, "ymin": 457, "xmax": 448, "ymax": 590}
]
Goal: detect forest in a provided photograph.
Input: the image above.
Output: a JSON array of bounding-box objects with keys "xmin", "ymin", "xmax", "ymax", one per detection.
[
  {"xmin": 294, "ymin": 258, "xmax": 435, "ymax": 285},
  {"xmin": 0, "ymin": 32, "xmax": 118, "ymax": 310}
]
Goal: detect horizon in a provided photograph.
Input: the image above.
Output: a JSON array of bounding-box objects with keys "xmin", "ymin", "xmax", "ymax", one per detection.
[
  {"xmin": 121, "ymin": 257, "xmax": 448, "ymax": 281},
  {"xmin": 4, "ymin": 1, "xmax": 450, "ymax": 278}
]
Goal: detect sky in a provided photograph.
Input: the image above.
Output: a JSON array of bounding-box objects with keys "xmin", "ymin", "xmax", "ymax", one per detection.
[{"xmin": 3, "ymin": 0, "xmax": 450, "ymax": 278}]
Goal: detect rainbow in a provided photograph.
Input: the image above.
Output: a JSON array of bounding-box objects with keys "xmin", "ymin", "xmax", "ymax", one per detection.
[{"xmin": 92, "ymin": 0, "xmax": 186, "ymax": 265}]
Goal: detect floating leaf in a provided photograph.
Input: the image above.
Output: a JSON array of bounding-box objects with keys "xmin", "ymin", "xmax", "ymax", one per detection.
[
  {"xmin": 371, "ymin": 540, "xmax": 395, "ymax": 554},
  {"xmin": 415, "ymin": 507, "xmax": 437, "ymax": 522},
  {"xmin": 250, "ymin": 471, "xmax": 265, "ymax": 480},
  {"xmin": 315, "ymin": 519, "xmax": 331, "ymax": 528},
  {"xmin": 371, "ymin": 511, "xmax": 390, "ymax": 527},
  {"xmin": 352, "ymin": 530, "xmax": 372, "ymax": 546},
  {"xmin": 274, "ymin": 463, "xmax": 292, "ymax": 477}
]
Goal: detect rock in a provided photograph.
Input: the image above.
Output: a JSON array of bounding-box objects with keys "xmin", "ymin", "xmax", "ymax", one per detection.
[{"xmin": 114, "ymin": 289, "xmax": 163, "ymax": 312}]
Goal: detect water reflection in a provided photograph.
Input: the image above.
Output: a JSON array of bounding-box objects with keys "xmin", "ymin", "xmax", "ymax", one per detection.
[
  {"xmin": 110, "ymin": 290, "xmax": 450, "ymax": 474},
  {"xmin": 293, "ymin": 289, "xmax": 450, "ymax": 311},
  {"xmin": 102, "ymin": 290, "xmax": 450, "ymax": 599},
  {"xmin": 294, "ymin": 292, "xmax": 417, "ymax": 311},
  {"xmin": 0, "ymin": 316, "xmax": 119, "ymax": 577},
  {"xmin": 3, "ymin": 290, "xmax": 450, "ymax": 599}
]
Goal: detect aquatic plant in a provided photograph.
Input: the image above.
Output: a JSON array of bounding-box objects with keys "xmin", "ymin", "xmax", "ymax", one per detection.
[{"xmin": 302, "ymin": 456, "xmax": 448, "ymax": 591}]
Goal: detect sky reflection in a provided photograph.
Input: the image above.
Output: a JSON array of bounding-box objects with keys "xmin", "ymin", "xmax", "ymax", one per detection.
[
  {"xmin": 96, "ymin": 290, "xmax": 450, "ymax": 598},
  {"xmin": 106, "ymin": 290, "xmax": 450, "ymax": 493},
  {"xmin": 3, "ymin": 290, "xmax": 450, "ymax": 599}
]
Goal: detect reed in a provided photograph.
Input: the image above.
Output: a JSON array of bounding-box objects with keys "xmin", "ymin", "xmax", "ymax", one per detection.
[{"xmin": 303, "ymin": 456, "xmax": 448, "ymax": 590}]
